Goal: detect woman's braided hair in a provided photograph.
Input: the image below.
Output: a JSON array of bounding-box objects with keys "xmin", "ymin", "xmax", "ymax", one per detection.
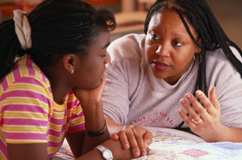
[
  {"xmin": 144, "ymin": 0, "xmax": 242, "ymax": 129},
  {"xmin": 0, "ymin": 0, "xmax": 116, "ymax": 80}
]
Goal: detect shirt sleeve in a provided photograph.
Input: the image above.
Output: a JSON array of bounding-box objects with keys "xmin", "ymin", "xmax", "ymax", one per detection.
[
  {"xmin": 66, "ymin": 92, "xmax": 85, "ymax": 133},
  {"xmin": 217, "ymin": 71, "xmax": 242, "ymax": 128},
  {"xmin": 0, "ymin": 76, "xmax": 50, "ymax": 144},
  {"xmin": 102, "ymin": 34, "xmax": 143, "ymax": 126},
  {"xmin": 208, "ymin": 47, "xmax": 242, "ymax": 128}
]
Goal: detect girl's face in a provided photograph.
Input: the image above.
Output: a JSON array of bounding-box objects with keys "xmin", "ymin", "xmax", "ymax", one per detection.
[
  {"xmin": 144, "ymin": 10, "xmax": 201, "ymax": 85},
  {"xmin": 73, "ymin": 29, "xmax": 110, "ymax": 90}
]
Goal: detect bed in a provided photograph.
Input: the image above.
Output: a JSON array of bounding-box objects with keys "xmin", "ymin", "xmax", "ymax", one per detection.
[{"xmin": 52, "ymin": 127, "xmax": 242, "ymax": 160}]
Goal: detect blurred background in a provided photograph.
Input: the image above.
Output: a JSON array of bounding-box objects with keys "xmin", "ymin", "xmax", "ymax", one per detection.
[{"xmin": 0, "ymin": 0, "xmax": 242, "ymax": 48}]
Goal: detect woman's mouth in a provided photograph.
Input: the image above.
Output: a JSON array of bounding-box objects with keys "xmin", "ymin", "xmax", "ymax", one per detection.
[{"xmin": 152, "ymin": 60, "xmax": 169, "ymax": 72}]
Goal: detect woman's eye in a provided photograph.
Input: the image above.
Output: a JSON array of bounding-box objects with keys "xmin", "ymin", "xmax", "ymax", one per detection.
[
  {"xmin": 149, "ymin": 32, "xmax": 159, "ymax": 40},
  {"xmin": 173, "ymin": 41, "xmax": 183, "ymax": 47}
]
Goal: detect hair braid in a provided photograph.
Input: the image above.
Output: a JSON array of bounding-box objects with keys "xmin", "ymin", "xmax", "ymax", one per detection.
[
  {"xmin": 0, "ymin": 0, "xmax": 116, "ymax": 80},
  {"xmin": 0, "ymin": 20, "xmax": 22, "ymax": 79}
]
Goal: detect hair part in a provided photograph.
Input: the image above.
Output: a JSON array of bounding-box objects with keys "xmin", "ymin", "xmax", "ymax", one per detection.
[{"xmin": 0, "ymin": 0, "xmax": 116, "ymax": 80}]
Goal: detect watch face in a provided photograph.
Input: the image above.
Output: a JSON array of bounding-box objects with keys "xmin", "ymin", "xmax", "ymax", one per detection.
[{"xmin": 103, "ymin": 150, "xmax": 112, "ymax": 159}]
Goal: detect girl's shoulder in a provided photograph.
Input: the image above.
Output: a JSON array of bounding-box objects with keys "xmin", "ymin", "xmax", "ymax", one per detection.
[{"xmin": 0, "ymin": 55, "xmax": 50, "ymax": 97}]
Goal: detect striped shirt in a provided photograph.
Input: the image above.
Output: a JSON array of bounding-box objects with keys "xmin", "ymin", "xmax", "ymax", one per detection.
[{"xmin": 0, "ymin": 55, "xmax": 85, "ymax": 159}]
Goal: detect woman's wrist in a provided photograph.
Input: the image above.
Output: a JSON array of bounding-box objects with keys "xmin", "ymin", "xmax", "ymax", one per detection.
[{"xmin": 212, "ymin": 124, "xmax": 227, "ymax": 142}]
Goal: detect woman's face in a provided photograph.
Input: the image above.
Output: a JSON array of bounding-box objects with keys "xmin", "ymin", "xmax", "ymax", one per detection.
[
  {"xmin": 74, "ymin": 29, "xmax": 110, "ymax": 90},
  {"xmin": 144, "ymin": 10, "xmax": 201, "ymax": 85}
]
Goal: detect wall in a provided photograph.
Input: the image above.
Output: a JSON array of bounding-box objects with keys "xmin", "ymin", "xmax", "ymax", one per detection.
[
  {"xmin": 205, "ymin": 0, "xmax": 242, "ymax": 49},
  {"xmin": 103, "ymin": 0, "xmax": 242, "ymax": 49}
]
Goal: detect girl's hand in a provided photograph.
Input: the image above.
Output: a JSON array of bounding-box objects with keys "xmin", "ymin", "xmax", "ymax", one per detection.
[
  {"xmin": 111, "ymin": 125, "xmax": 152, "ymax": 157},
  {"xmin": 178, "ymin": 87, "xmax": 224, "ymax": 142},
  {"xmin": 73, "ymin": 74, "xmax": 106, "ymax": 108}
]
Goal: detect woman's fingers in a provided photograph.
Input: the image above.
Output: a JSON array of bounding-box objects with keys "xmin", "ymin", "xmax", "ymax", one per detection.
[
  {"xmin": 178, "ymin": 108, "xmax": 196, "ymax": 127},
  {"xmin": 209, "ymin": 87, "xmax": 220, "ymax": 110},
  {"xmin": 195, "ymin": 88, "xmax": 219, "ymax": 116},
  {"xmin": 123, "ymin": 128, "xmax": 141, "ymax": 157},
  {"xmin": 179, "ymin": 87, "xmax": 222, "ymax": 141},
  {"xmin": 117, "ymin": 127, "xmax": 141, "ymax": 157},
  {"xmin": 143, "ymin": 131, "xmax": 152, "ymax": 149},
  {"xmin": 116, "ymin": 130, "xmax": 130, "ymax": 150},
  {"xmin": 115, "ymin": 126, "xmax": 152, "ymax": 157},
  {"xmin": 111, "ymin": 133, "xmax": 119, "ymax": 140},
  {"xmin": 132, "ymin": 128, "xmax": 152, "ymax": 156},
  {"xmin": 180, "ymin": 96, "xmax": 205, "ymax": 124},
  {"xmin": 186, "ymin": 93, "xmax": 207, "ymax": 116}
]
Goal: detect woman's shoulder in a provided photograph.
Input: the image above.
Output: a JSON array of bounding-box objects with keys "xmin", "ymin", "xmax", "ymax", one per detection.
[
  {"xmin": 107, "ymin": 33, "xmax": 145, "ymax": 62},
  {"xmin": 207, "ymin": 46, "xmax": 242, "ymax": 62},
  {"xmin": 206, "ymin": 46, "xmax": 242, "ymax": 79}
]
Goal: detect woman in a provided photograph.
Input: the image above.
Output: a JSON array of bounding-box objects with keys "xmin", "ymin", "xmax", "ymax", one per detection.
[
  {"xmin": 103, "ymin": 0, "xmax": 242, "ymax": 143},
  {"xmin": 0, "ymin": 0, "xmax": 147, "ymax": 159}
]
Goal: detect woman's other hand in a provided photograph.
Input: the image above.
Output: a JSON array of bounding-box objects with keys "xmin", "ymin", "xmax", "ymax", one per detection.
[
  {"xmin": 178, "ymin": 87, "xmax": 224, "ymax": 142},
  {"xmin": 111, "ymin": 125, "xmax": 152, "ymax": 157}
]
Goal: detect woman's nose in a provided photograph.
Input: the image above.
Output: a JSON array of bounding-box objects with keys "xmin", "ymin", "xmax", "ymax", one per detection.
[
  {"xmin": 155, "ymin": 44, "xmax": 170, "ymax": 57},
  {"xmin": 156, "ymin": 45, "xmax": 162, "ymax": 54}
]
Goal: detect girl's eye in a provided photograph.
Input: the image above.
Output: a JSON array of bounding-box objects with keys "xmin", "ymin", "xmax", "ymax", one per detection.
[
  {"xmin": 149, "ymin": 32, "xmax": 159, "ymax": 40},
  {"xmin": 173, "ymin": 41, "xmax": 183, "ymax": 47},
  {"xmin": 101, "ymin": 52, "xmax": 107, "ymax": 57}
]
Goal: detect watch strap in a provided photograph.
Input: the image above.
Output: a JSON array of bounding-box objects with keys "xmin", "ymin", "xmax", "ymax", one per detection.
[
  {"xmin": 96, "ymin": 145, "xmax": 113, "ymax": 160},
  {"xmin": 86, "ymin": 121, "xmax": 106, "ymax": 137}
]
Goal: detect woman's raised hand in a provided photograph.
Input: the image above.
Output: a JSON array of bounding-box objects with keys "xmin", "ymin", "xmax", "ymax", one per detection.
[
  {"xmin": 178, "ymin": 87, "xmax": 224, "ymax": 142},
  {"xmin": 111, "ymin": 125, "xmax": 152, "ymax": 157}
]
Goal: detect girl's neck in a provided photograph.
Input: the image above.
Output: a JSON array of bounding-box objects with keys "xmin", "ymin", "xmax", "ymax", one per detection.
[{"xmin": 41, "ymin": 66, "xmax": 72, "ymax": 103}]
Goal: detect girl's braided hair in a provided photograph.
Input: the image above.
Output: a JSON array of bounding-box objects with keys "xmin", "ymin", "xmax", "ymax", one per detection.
[
  {"xmin": 0, "ymin": 0, "xmax": 116, "ymax": 80},
  {"xmin": 144, "ymin": 0, "xmax": 242, "ymax": 128}
]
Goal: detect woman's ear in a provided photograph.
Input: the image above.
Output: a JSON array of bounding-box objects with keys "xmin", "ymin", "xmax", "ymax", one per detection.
[{"xmin": 62, "ymin": 54, "xmax": 76, "ymax": 74}]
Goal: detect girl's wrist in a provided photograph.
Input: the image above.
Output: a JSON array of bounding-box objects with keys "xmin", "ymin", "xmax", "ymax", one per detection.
[
  {"xmin": 102, "ymin": 140, "xmax": 121, "ymax": 160},
  {"xmin": 86, "ymin": 120, "xmax": 107, "ymax": 137}
]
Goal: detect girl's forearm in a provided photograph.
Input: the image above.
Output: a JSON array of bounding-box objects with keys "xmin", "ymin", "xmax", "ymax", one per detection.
[{"xmin": 81, "ymin": 100, "xmax": 111, "ymax": 154}]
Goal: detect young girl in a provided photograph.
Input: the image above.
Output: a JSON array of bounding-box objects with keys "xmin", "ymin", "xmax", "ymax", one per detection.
[
  {"xmin": 0, "ymin": 0, "xmax": 144, "ymax": 159},
  {"xmin": 102, "ymin": 0, "xmax": 242, "ymax": 144}
]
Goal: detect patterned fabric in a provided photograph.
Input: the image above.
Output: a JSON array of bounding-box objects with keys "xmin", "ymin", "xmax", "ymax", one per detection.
[
  {"xmin": 134, "ymin": 128, "xmax": 242, "ymax": 160},
  {"xmin": 0, "ymin": 55, "xmax": 85, "ymax": 160},
  {"xmin": 54, "ymin": 127, "xmax": 242, "ymax": 160}
]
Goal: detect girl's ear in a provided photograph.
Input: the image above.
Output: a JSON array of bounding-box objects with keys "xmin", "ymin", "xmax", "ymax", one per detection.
[
  {"xmin": 195, "ymin": 38, "xmax": 202, "ymax": 53},
  {"xmin": 62, "ymin": 54, "xmax": 76, "ymax": 74}
]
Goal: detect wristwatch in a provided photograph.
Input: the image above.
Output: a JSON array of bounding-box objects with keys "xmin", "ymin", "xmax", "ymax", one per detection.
[{"xmin": 96, "ymin": 145, "xmax": 113, "ymax": 160}]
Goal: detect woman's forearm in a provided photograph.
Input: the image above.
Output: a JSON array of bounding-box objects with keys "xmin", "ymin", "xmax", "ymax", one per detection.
[
  {"xmin": 105, "ymin": 116, "xmax": 123, "ymax": 135},
  {"xmin": 215, "ymin": 126, "xmax": 242, "ymax": 142}
]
